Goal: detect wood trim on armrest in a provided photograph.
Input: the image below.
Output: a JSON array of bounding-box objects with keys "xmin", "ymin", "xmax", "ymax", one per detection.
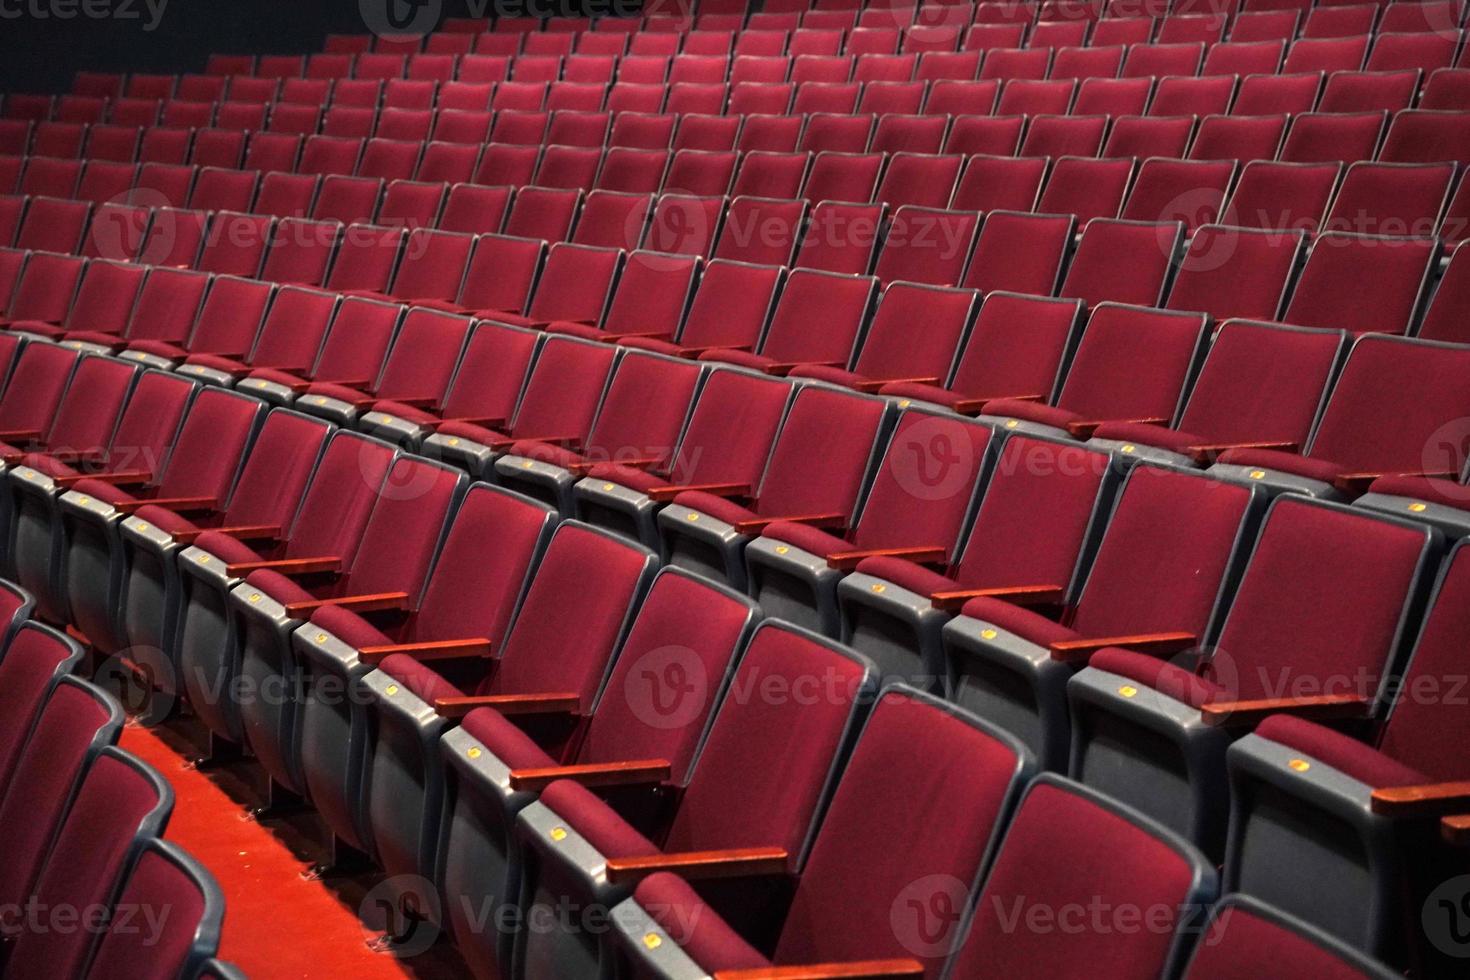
[
  {"xmin": 1188, "ymin": 441, "xmax": 1298, "ymax": 465},
  {"xmin": 604, "ymin": 847, "xmax": 789, "ymax": 887},
  {"xmin": 0, "ymin": 429, "xmax": 42, "ymax": 442},
  {"xmin": 1334, "ymin": 470, "xmax": 1458, "ymax": 495},
  {"xmin": 1049, "ymin": 631, "xmax": 1196, "ymax": 666},
  {"xmin": 225, "ymin": 555, "xmax": 342, "ymax": 577},
  {"xmin": 507, "ymin": 759, "xmax": 672, "ymax": 793},
  {"xmin": 850, "ymin": 376, "xmax": 940, "ymax": 395},
  {"xmin": 930, "ymin": 584, "xmax": 1065, "ymax": 612},
  {"xmin": 114, "ymin": 496, "xmax": 217, "ymax": 515},
  {"xmin": 283, "ymin": 591, "xmax": 411, "ymax": 618},
  {"xmin": 713, "ymin": 959, "xmax": 925, "ymax": 979},
  {"xmin": 55, "ymin": 468, "xmax": 153, "ymax": 488},
  {"xmin": 644, "ymin": 482, "xmax": 751, "ymax": 503},
  {"xmin": 1066, "ymin": 417, "xmax": 1169, "ymax": 440},
  {"xmin": 358, "ymin": 637, "xmax": 492, "ymax": 666},
  {"xmin": 827, "ymin": 546, "xmax": 947, "ymax": 572},
  {"xmin": 433, "ymin": 692, "xmax": 580, "ymax": 719},
  {"xmin": 1371, "ymin": 782, "xmax": 1470, "ymax": 818},
  {"xmin": 733, "ymin": 513, "xmax": 846, "ymax": 535},
  {"xmin": 1442, "ymin": 814, "xmax": 1470, "ymax": 846},
  {"xmin": 1200, "ymin": 693, "xmax": 1371, "ymax": 728}
]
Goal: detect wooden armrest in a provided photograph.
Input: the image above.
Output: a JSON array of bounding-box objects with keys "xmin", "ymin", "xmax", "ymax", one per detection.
[
  {"xmin": 1372, "ymin": 781, "xmax": 1470, "ymax": 818},
  {"xmin": 949, "ymin": 394, "xmax": 1043, "ymax": 415},
  {"xmin": 54, "ymin": 468, "xmax": 153, "ymax": 488},
  {"xmin": 0, "ymin": 429, "xmax": 42, "ymax": 442},
  {"xmin": 169, "ymin": 525, "xmax": 277, "ymax": 546},
  {"xmin": 673, "ymin": 344, "xmax": 750, "ymax": 358},
  {"xmin": 604, "ymin": 847, "xmax": 788, "ymax": 887},
  {"xmin": 713, "ymin": 960, "xmax": 924, "ymax": 979},
  {"xmin": 1049, "ymin": 631, "xmax": 1196, "ymax": 666},
  {"xmin": 225, "ymin": 555, "xmax": 342, "ymax": 577},
  {"xmin": 827, "ymin": 546, "xmax": 947, "ymax": 572},
  {"xmin": 930, "ymin": 584, "xmax": 1064, "ymax": 612},
  {"xmin": 114, "ymin": 496, "xmax": 218, "ymax": 516},
  {"xmin": 565, "ymin": 456, "xmax": 661, "ymax": 476},
  {"xmin": 733, "ymin": 513, "xmax": 846, "ymax": 535},
  {"xmin": 644, "ymin": 482, "xmax": 751, "ymax": 503},
  {"xmin": 850, "ymin": 376, "xmax": 940, "ymax": 395},
  {"xmin": 1066, "ymin": 417, "xmax": 1169, "ymax": 440},
  {"xmin": 1200, "ymin": 693, "xmax": 1371, "ymax": 729},
  {"xmin": 1334, "ymin": 470, "xmax": 1457, "ymax": 495},
  {"xmin": 1188, "ymin": 441, "xmax": 1298, "ymax": 465},
  {"xmin": 358, "ymin": 637, "xmax": 492, "ymax": 666},
  {"xmin": 1442, "ymin": 814, "xmax": 1470, "ymax": 846},
  {"xmin": 283, "ymin": 591, "xmax": 411, "ymax": 618},
  {"xmin": 761, "ymin": 360, "xmax": 844, "ymax": 377},
  {"xmin": 433, "ymin": 692, "xmax": 580, "ymax": 719},
  {"xmin": 507, "ymin": 759, "xmax": 671, "ymax": 793}
]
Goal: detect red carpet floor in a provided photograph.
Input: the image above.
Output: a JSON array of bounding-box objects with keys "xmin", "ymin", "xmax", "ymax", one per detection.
[{"xmin": 120, "ymin": 720, "xmax": 463, "ymax": 979}]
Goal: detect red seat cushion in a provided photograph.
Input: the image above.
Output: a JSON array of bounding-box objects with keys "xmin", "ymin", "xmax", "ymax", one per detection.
[
  {"xmin": 584, "ymin": 461, "xmax": 671, "ymax": 494},
  {"xmin": 190, "ymin": 530, "xmax": 265, "ymax": 565},
  {"xmin": 460, "ymin": 707, "xmax": 557, "ymax": 771},
  {"xmin": 244, "ymin": 367, "xmax": 307, "ymax": 387},
  {"xmin": 7, "ymin": 320, "xmax": 67, "ymax": 339},
  {"xmin": 1365, "ymin": 474, "xmax": 1470, "ymax": 512},
  {"xmin": 1216, "ymin": 447, "xmax": 1345, "ymax": 484},
  {"xmin": 543, "ymin": 320, "xmax": 607, "ymax": 341},
  {"xmin": 880, "ymin": 380, "xmax": 965, "ymax": 409},
  {"xmin": 183, "ymin": 353, "xmax": 247, "ymax": 374},
  {"xmin": 302, "ymin": 381, "xmax": 372, "ymax": 404},
  {"xmin": 18, "ymin": 453, "xmax": 80, "ymax": 479},
  {"xmin": 633, "ymin": 873, "xmax": 770, "ymax": 973},
  {"xmin": 981, "ymin": 397, "xmax": 1081, "ymax": 430},
  {"xmin": 377, "ymin": 651, "xmax": 466, "ymax": 703},
  {"xmin": 786, "ymin": 364, "xmax": 866, "ymax": 388},
  {"xmin": 242, "ymin": 568, "xmax": 316, "ymax": 606},
  {"xmin": 68, "ymin": 478, "xmax": 138, "ymax": 507},
  {"xmin": 126, "ymin": 339, "xmax": 188, "ymax": 359},
  {"xmin": 435, "ymin": 419, "xmax": 507, "ymax": 444},
  {"xmin": 506, "ymin": 440, "xmax": 587, "ymax": 468},
  {"xmin": 616, "ymin": 336, "xmax": 684, "ymax": 356},
  {"xmin": 1090, "ymin": 421, "xmax": 1203, "ymax": 453},
  {"xmin": 60, "ymin": 330, "xmax": 123, "ymax": 347},
  {"xmin": 1088, "ymin": 647, "xmax": 1222, "ymax": 709},
  {"xmin": 856, "ymin": 555, "xmax": 958, "ymax": 597},
  {"xmin": 539, "ymin": 779, "xmax": 663, "ymax": 859},
  {"xmin": 1256, "ymin": 713, "xmax": 1426, "ymax": 788},
  {"xmin": 702, "ymin": 348, "xmax": 777, "ymax": 371},
  {"xmin": 957, "ymin": 596, "xmax": 1079, "ymax": 646},
  {"xmin": 672, "ymin": 490, "xmax": 758, "ymax": 526},
  {"xmin": 370, "ymin": 399, "xmax": 439, "ymax": 425},
  {"xmin": 129, "ymin": 504, "xmax": 201, "ymax": 536},
  {"xmin": 308, "ymin": 603, "xmax": 394, "ymax": 649},
  {"xmin": 760, "ymin": 519, "xmax": 849, "ymax": 558}
]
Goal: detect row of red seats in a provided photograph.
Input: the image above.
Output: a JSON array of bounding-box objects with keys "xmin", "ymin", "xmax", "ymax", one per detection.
[{"xmin": 0, "ymin": 306, "xmax": 1462, "ymax": 974}]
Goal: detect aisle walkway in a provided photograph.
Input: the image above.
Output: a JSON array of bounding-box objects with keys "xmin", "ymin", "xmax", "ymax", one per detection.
[{"xmin": 120, "ymin": 722, "xmax": 460, "ymax": 979}]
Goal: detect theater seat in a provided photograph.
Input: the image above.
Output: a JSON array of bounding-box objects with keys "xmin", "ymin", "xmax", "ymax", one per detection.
[
  {"xmin": 515, "ymin": 621, "xmax": 879, "ymax": 978},
  {"xmin": 613, "ymin": 686, "xmax": 1032, "ymax": 979},
  {"xmin": 1181, "ymin": 895, "xmax": 1400, "ymax": 980},
  {"xmin": 437, "ymin": 567, "xmax": 757, "ymax": 976}
]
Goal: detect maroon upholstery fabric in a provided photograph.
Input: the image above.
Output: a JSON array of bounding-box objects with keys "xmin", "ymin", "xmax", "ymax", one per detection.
[
  {"xmin": 309, "ymin": 604, "xmax": 394, "ymax": 650},
  {"xmin": 190, "ymin": 530, "xmax": 264, "ymax": 565},
  {"xmin": 1091, "ymin": 421, "xmax": 1203, "ymax": 453},
  {"xmin": 761, "ymin": 519, "xmax": 849, "ymax": 557},
  {"xmin": 1090, "ymin": 647, "xmax": 1224, "ymax": 709},
  {"xmin": 981, "ymin": 397, "xmax": 1081, "ymax": 429},
  {"xmin": 540, "ymin": 779, "xmax": 663, "ymax": 858},
  {"xmin": 959, "ymin": 596, "xmax": 1081, "ymax": 646},
  {"xmin": 81, "ymin": 850, "xmax": 207, "ymax": 980},
  {"xmin": 1257, "ymin": 714, "xmax": 1426, "ymax": 788},
  {"xmin": 949, "ymin": 781, "xmax": 1201, "ymax": 978},
  {"xmin": 460, "ymin": 706, "xmax": 558, "ymax": 771},
  {"xmin": 1216, "ymin": 447, "xmax": 1346, "ymax": 484},
  {"xmin": 635, "ymin": 873, "xmax": 769, "ymax": 972},
  {"xmin": 1365, "ymin": 475, "xmax": 1470, "ymax": 512}
]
